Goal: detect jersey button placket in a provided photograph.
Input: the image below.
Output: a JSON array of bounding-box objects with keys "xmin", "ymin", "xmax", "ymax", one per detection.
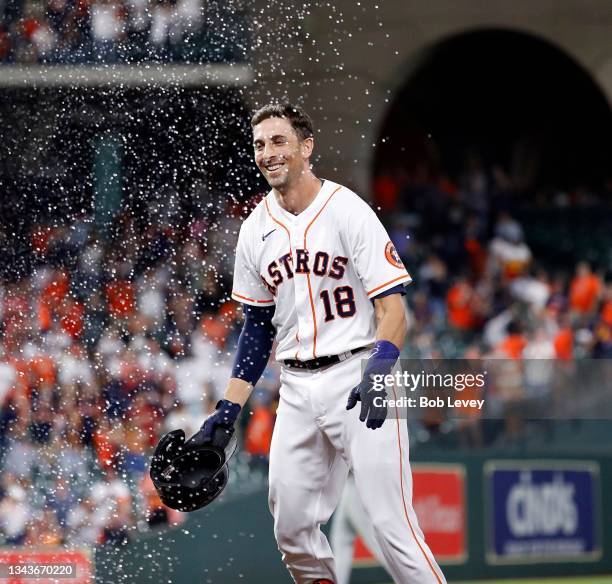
[{"xmin": 292, "ymin": 228, "xmax": 310, "ymax": 359}]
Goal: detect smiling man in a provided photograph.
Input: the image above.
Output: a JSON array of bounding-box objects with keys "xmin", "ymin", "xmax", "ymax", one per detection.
[{"xmin": 185, "ymin": 103, "xmax": 446, "ymax": 583}]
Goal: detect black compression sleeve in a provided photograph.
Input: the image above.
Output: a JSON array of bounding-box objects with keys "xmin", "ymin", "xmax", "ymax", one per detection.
[{"xmin": 231, "ymin": 304, "xmax": 276, "ymax": 386}]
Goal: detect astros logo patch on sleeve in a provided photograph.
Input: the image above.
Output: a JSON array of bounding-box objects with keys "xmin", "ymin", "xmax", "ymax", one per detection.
[{"xmin": 384, "ymin": 241, "xmax": 404, "ymax": 269}]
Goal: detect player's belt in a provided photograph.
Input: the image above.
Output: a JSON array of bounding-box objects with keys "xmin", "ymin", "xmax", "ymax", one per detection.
[{"xmin": 283, "ymin": 346, "xmax": 370, "ymax": 371}]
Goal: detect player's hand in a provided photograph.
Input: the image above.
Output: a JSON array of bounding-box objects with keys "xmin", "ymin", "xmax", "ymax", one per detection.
[
  {"xmin": 346, "ymin": 376, "xmax": 388, "ymax": 429},
  {"xmin": 346, "ymin": 340, "xmax": 400, "ymax": 430},
  {"xmin": 184, "ymin": 399, "xmax": 241, "ymax": 450}
]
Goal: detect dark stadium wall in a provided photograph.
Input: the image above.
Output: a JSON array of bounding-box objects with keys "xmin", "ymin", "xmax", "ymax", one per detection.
[
  {"xmin": 373, "ymin": 28, "xmax": 612, "ymax": 193},
  {"xmin": 247, "ymin": 0, "xmax": 612, "ymax": 198}
]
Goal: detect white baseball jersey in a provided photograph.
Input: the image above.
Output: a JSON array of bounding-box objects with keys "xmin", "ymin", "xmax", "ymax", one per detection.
[{"xmin": 231, "ymin": 179, "xmax": 412, "ymax": 362}]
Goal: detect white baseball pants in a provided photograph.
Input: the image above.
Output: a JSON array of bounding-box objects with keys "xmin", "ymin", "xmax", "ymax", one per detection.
[
  {"xmin": 268, "ymin": 352, "xmax": 446, "ymax": 584},
  {"xmin": 330, "ymin": 473, "xmax": 388, "ymax": 584}
]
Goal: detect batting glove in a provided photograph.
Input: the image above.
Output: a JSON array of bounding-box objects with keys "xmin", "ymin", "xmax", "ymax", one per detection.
[
  {"xmin": 346, "ymin": 377, "xmax": 388, "ymax": 429},
  {"xmin": 346, "ymin": 340, "xmax": 400, "ymax": 430},
  {"xmin": 185, "ymin": 399, "xmax": 241, "ymax": 450}
]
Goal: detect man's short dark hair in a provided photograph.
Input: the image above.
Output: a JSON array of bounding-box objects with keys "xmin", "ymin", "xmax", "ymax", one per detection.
[{"xmin": 250, "ymin": 103, "xmax": 314, "ymax": 141}]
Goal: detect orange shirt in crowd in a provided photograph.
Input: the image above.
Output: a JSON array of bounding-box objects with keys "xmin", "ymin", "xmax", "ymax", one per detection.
[
  {"xmin": 244, "ymin": 405, "xmax": 274, "ymax": 457},
  {"xmin": 600, "ymin": 300, "xmax": 612, "ymax": 327},
  {"xmin": 200, "ymin": 316, "xmax": 229, "ymax": 349},
  {"xmin": 569, "ymin": 273, "xmax": 601, "ymax": 313},
  {"xmin": 447, "ymin": 282, "xmax": 477, "ymax": 330},
  {"xmin": 106, "ymin": 281, "xmax": 135, "ymax": 318},
  {"xmin": 31, "ymin": 226, "xmax": 54, "ymax": 255},
  {"xmin": 93, "ymin": 430, "xmax": 116, "ymax": 468},
  {"xmin": 38, "ymin": 302, "xmax": 52, "ymax": 332},
  {"xmin": 465, "ymin": 238, "xmax": 487, "ymax": 279},
  {"xmin": 218, "ymin": 300, "xmax": 240, "ymax": 325},
  {"xmin": 29, "ymin": 355, "xmax": 56, "ymax": 386},
  {"xmin": 554, "ymin": 328, "xmax": 574, "ymax": 360},
  {"xmin": 373, "ymin": 175, "xmax": 399, "ymax": 213},
  {"xmin": 20, "ymin": 17, "xmax": 40, "ymax": 40},
  {"xmin": 496, "ymin": 333, "xmax": 527, "ymax": 359},
  {"xmin": 42, "ymin": 271, "xmax": 70, "ymax": 308},
  {"xmin": 59, "ymin": 300, "xmax": 85, "ymax": 339}
]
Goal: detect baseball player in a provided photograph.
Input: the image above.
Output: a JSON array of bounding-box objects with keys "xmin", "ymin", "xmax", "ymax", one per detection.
[{"xmin": 186, "ymin": 103, "xmax": 446, "ymax": 583}]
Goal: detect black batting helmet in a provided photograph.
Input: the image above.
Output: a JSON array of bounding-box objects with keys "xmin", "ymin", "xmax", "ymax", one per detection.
[{"xmin": 150, "ymin": 428, "xmax": 238, "ymax": 512}]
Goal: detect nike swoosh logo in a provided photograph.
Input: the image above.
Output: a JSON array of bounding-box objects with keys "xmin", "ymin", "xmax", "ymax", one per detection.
[{"xmin": 262, "ymin": 229, "xmax": 277, "ymax": 241}]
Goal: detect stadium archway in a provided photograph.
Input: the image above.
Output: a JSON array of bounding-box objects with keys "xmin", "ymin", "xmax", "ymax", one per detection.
[{"xmin": 373, "ymin": 28, "xmax": 612, "ymax": 197}]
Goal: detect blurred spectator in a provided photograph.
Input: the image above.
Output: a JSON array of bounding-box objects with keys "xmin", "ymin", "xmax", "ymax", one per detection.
[
  {"xmin": 25, "ymin": 508, "xmax": 63, "ymax": 546},
  {"xmin": 1, "ymin": 0, "xmax": 246, "ymax": 63},
  {"xmin": 90, "ymin": 0, "xmax": 125, "ymax": 62},
  {"xmin": 569, "ymin": 261, "xmax": 602, "ymax": 316},
  {"xmin": 149, "ymin": 0, "xmax": 175, "ymax": 54},
  {"xmin": 46, "ymin": 476, "xmax": 77, "ymax": 532},
  {"xmin": 553, "ymin": 315, "xmax": 574, "ymax": 360},
  {"xmin": 601, "ymin": 282, "xmax": 612, "ymax": 327},
  {"xmin": 459, "ymin": 152, "xmax": 490, "ymax": 220},
  {"xmin": 0, "ymin": 475, "xmax": 30, "ymax": 544},
  {"xmin": 593, "ymin": 282, "xmax": 612, "ymax": 358},
  {"xmin": 454, "ymin": 345, "xmax": 483, "ymax": 448},
  {"xmin": 0, "ymin": 25, "xmax": 11, "ymax": 60},
  {"xmin": 417, "ymin": 254, "xmax": 447, "ymax": 325},
  {"xmin": 0, "ymin": 349, "xmax": 16, "ymax": 405},
  {"xmin": 523, "ymin": 328, "xmax": 555, "ymax": 386},
  {"xmin": 495, "ymin": 321, "xmax": 527, "ymax": 359},
  {"xmin": 66, "ymin": 497, "xmax": 102, "ymax": 545},
  {"xmin": 488, "ymin": 355, "xmax": 525, "ymax": 443},
  {"xmin": 135, "ymin": 267, "xmax": 167, "ymax": 336},
  {"xmin": 162, "ymin": 399, "xmax": 199, "ymax": 437},
  {"xmin": 3, "ymin": 420, "xmax": 37, "ymax": 477},
  {"xmin": 105, "ymin": 275, "xmax": 135, "ymax": 321},
  {"xmin": 509, "ymin": 268, "xmax": 550, "ymax": 310},
  {"xmin": 14, "ymin": 0, "xmax": 57, "ymax": 62},
  {"xmin": 488, "ymin": 212, "xmax": 532, "ymax": 280},
  {"xmin": 446, "ymin": 276, "xmax": 483, "ymax": 332},
  {"xmin": 244, "ymin": 394, "xmax": 274, "ymax": 463},
  {"xmin": 90, "ymin": 466, "xmax": 132, "ymax": 540},
  {"xmin": 373, "ymin": 170, "xmax": 400, "ymax": 213}
]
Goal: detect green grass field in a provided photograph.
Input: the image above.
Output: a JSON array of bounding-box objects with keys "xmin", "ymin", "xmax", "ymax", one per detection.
[
  {"xmin": 450, "ymin": 578, "xmax": 612, "ymax": 584},
  {"xmin": 376, "ymin": 578, "xmax": 612, "ymax": 584}
]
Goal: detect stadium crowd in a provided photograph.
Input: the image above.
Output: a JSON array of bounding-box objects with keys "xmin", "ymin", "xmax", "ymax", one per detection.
[
  {"xmin": 0, "ymin": 0, "xmax": 249, "ymax": 63},
  {"xmin": 0, "ymin": 161, "xmax": 611, "ymax": 549},
  {"xmin": 0, "ymin": 198, "xmax": 276, "ymax": 548},
  {"xmin": 374, "ymin": 159, "xmax": 612, "ymax": 442}
]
